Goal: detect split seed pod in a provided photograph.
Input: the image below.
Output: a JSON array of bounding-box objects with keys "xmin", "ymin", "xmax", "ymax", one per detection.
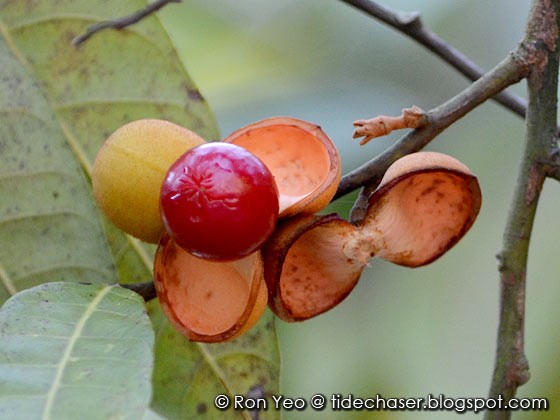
[
  {"xmin": 154, "ymin": 235, "xmax": 268, "ymax": 342},
  {"xmin": 263, "ymin": 214, "xmax": 364, "ymax": 322},
  {"xmin": 223, "ymin": 117, "xmax": 341, "ymax": 217},
  {"xmin": 263, "ymin": 151, "xmax": 482, "ymax": 322}
]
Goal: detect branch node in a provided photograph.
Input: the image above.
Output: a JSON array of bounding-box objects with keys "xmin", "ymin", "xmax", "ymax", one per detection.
[
  {"xmin": 352, "ymin": 105, "xmax": 427, "ymax": 145},
  {"xmin": 544, "ymin": 147, "xmax": 560, "ymax": 181},
  {"xmin": 507, "ymin": 353, "xmax": 531, "ymax": 387},
  {"xmin": 396, "ymin": 11, "xmax": 421, "ymax": 27},
  {"xmin": 496, "ymin": 253, "xmax": 507, "ymax": 272}
]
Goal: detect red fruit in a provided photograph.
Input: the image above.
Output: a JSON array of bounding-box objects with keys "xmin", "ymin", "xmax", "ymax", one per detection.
[{"xmin": 160, "ymin": 142, "xmax": 279, "ymax": 260}]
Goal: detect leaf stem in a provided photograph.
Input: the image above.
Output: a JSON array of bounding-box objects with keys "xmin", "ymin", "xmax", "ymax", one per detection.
[{"xmin": 485, "ymin": 1, "xmax": 560, "ymax": 417}]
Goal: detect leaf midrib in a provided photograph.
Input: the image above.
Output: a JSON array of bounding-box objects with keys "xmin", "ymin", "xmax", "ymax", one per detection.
[{"xmin": 42, "ymin": 285, "xmax": 112, "ymax": 420}]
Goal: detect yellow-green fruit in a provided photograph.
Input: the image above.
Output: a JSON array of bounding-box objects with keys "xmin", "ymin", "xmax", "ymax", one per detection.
[{"xmin": 92, "ymin": 119, "xmax": 206, "ymax": 243}]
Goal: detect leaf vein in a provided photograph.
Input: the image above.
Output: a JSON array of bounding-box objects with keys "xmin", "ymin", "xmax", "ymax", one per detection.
[
  {"xmin": 41, "ymin": 285, "xmax": 113, "ymax": 419},
  {"xmin": 56, "ymin": 98, "xmax": 187, "ymax": 110},
  {"xmin": 0, "ymin": 107, "xmax": 48, "ymax": 123},
  {"xmin": 0, "ymin": 210, "xmax": 94, "ymax": 227},
  {"xmin": 13, "ymin": 263, "xmax": 113, "ymax": 285},
  {"xmin": 0, "ymin": 261, "xmax": 17, "ymax": 296},
  {"xmin": 195, "ymin": 343, "xmax": 252, "ymax": 420},
  {"xmin": 0, "ymin": 169, "xmax": 78, "ymax": 182},
  {"xmin": 214, "ymin": 351, "xmax": 280, "ymax": 369}
]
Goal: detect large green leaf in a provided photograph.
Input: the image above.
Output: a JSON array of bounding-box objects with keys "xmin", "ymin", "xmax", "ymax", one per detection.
[
  {"xmin": 0, "ymin": 282, "xmax": 155, "ymax": 419},
  {"xmin": 0, "ymin": 32, "xmax": 117, "ymax": 303}
]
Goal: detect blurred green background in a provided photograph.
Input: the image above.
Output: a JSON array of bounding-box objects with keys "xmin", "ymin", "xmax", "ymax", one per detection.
[{"xmin": 159, "ymin": 1, "xmax": 559, "ymax": 418}]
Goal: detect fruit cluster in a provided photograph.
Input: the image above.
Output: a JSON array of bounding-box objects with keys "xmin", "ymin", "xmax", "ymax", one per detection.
[{"xmin": 92, "ymin": 117, "xmax": 481, "ymax": 342}]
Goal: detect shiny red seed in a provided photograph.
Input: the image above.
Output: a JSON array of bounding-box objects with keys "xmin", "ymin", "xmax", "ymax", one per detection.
[{"xmin": 160, "ymin": 142, "xmax": 279, "ymax": 260}]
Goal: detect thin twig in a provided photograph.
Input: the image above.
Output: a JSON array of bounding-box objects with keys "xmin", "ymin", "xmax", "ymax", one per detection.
[
  {"xmin": 72, "ymin": 0, "xmax": 181, "ymax": 46},
  {"xmin": 348, "ymin": 184, "xmax": 377, "ymax": 224},
  {"xmin": 120, "ymin": 281, "xmax": 157, "ymax": 302},
  {"xmin": 485, "ymin": 1, "xmax": 559, "ymax": 417},
  {"xmin": 339, "ymin": 0, "xmax": 528, "ymax": 119},
  {"xmin": 335, "ymin": 51, "xmax": 529, "ymax": 198}
]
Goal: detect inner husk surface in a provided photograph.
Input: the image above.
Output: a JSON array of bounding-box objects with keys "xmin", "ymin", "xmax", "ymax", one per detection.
[
  {"xmin": 230, "ymin": 124, "xmax": 330, "ymax": 213},
  {"xmin": 279, "ymin": 221, "xmax": 362, "ymax": 319},
  {"xmin": 161, "ymin": 246, "xmax": 255, "ymax": 336},
  {"xmin": 367, "ymin": 171, "xmax": 476, "ymax": 266}
]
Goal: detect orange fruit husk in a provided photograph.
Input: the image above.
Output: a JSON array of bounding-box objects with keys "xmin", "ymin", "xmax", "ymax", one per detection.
[
  {"xmin": 223, "ymin": 117, "xmax": 341, "ymax": 218},
  {"xmin": 154, "ymin": 235, "xmax": 267, "ymax": 342},
  {"xmin": 263, "ymin": 151, "xmax": 482, "ymax": 322}
]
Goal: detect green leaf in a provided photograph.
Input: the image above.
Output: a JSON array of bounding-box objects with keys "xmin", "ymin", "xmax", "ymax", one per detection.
[
  {"xmin": 0, "ymin": 282, "xmax": 155, "ymax": 419},
  {"xmin": 148, "ymin": 301, "xmax": 280, "ymax": 420},
  {"xmin": 0, "ymin": 30, "xmax": 117, "ymax": 303}
]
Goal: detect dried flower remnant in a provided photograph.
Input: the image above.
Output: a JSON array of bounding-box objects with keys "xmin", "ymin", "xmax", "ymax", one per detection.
[{"xmin": 353, "ymin": 106, "xmax": 427, "ymax": 145}]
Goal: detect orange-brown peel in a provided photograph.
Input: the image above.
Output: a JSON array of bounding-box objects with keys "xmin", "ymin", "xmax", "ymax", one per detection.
[
  {"xmin": 352, "ymin": 151, "xmax": 482, "ymax": 267},
  {"xmin": 263, "ymin": 151, "xmax": 482, "ymax": 322},
  {"xmin": 223, "ymin": 117, "xmax": 341, "ymax": 218},
  {"xmin": 154, "ymin": 235, "xmax": 267, "ymax": 342},
  {"xmin": 262, "ymin": 214, "xmax": 364, "ymax": 322}
]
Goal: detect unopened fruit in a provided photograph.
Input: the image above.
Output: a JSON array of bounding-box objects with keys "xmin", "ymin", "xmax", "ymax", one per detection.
[
  {"xmin": 160, "ymin": 142, "xmax": 279, "ymax": 260},
  {"xmin": 92, "ymin": 119, "xmax": 205, "ymax": 243}
]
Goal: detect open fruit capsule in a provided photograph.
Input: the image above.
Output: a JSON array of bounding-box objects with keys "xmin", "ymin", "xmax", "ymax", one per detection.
[
  {"xmin": 154, "ymin": 235, "xmax": 268, "ymax": 342},
  {"xmin": 347, "ymin": 151, "xmax": 482, "ymax": 267},
  {"xmin": 263, "ymin": 214, "xmax": 365, "ymax": 321},
  {"xmin": 263, "ymin": 151, "xmax": 482, "ymax": 322},
  {"xmin": 223, "ymin": 117, "xmax": 341, "ymax": 218}
]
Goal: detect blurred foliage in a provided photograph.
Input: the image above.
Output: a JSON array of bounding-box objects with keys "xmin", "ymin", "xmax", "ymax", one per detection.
[{"xmin": 160, "ymin": 1, "xmax": 560, "ymax": 419}]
